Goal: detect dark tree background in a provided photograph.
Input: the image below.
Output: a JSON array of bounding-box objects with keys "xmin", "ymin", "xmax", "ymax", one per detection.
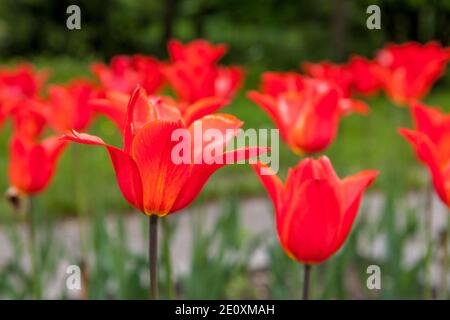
[{"xmin": 0, "ymin": 0, "xmax": 448, "ymax": 67}]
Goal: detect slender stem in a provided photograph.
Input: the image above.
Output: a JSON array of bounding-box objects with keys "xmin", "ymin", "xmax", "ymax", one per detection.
[
  {"xmin": 162, "ymin": 219, "xmax": 175, "ymax": 299},
  {"xmin": 27, "ymin": 196, "xmax": 41, "ymax": 299},
  {"xmin": 303, "ymin": 264, "xmax": 311, "ymax": 300},
  {"xmin": 149, "ymin": 215, "xmax": 159, "ymax": 299},
  {"xmin": 424, "ymin": 183, "xmax": 433, "ymax": 299}
]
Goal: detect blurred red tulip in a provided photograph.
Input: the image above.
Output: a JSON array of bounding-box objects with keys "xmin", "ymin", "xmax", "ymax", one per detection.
[
  {"xmin": 302, "ymin": 61, "xmax": 353, "ymax": 97},
  {"xmin": 376, "ymin": 42, "xmax": 450, "ymax": 105},
  {"xmin": 8, "ymin": 99, "xmax": 47, "ymax": 141},
  {"xmin": 45, "ymin": 80, "xmax": 97, "ymax": 132},
  {"xmin": 252, "ymin": 156, "xmax": 378, "ymax": 264},
  {"xmin": 91, "ymin": 55, "xmax": 164, "ymax": 95},
  {"xmin": 168, "ymin": 39, "xmax": 227, "ymax": 65},
  {"xmin": 92, "ymin": 91, "xmax": 229, "ymax": 131},
  {"xmin": 0, "ymin": 64, "xmax": 48, "ymax": 126},
  {"xmin": 163, "ymin": 39, "xmax": 243, "ymax": 104},
  {"xmin": 260, "ymin": 72, "xmax": 305, "ymax": 96},
  {"xmin": 248, "ymin": 72, "xmax": 368, "ymax": 154},
  {"xmin": 399, "ymin": 103, "xmax": 450, "ymax": 207},
  {"xmin": 163, "ymin": 61, "xmax": 243, "ymax": 104},
  {"xmin": 348, "ymin": 56, "xmax": 383, "ymax": 96},
  {"xmin": 0, "ymin": 64, "xmax": 48, "ymax": 100},
  {"xmin": 8, "ymin": 134, "xmax": 67, "ymax": 195},
  {"xmin": 63, "ymin": 86, "xmax": 265, "ymax": 216}
]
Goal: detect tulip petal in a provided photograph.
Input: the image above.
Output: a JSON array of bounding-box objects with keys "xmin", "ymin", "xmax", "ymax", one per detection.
[
  {"xmin": 62, "ymin": 131, "xmax": 144, "ymax": 211},
  {"xmin": 91, "ymin": 92, "xmax": 129, "ymax": 130},
  {"xmin": 251, "ymin": 161, "xmax": 284, "ymax": 214},
  {"xmin": 131, "ymin": 121, "xmax": 191, "ymax": 215},
  {"xmin": 282, "ymin": 178, "xmax": 342, "ymax": 264},
  {"xmin": 291, "ymin": 87, "xmax": 340, "ymax": 153},
  {"xmin": 285, "ymin": 156, "xmax": 339, "ymax": 187},
  {"xmin": 9, "ymin": 137, "xmax": 47, "ymax": 194},
  {"xmin": 8, "ymin": 136, "xmax": 67, "ymax": 194},
  {"xmin": 247, "ymin": 91, "xmax": 287, "ymax": 137},
  {"xmin": 188, "ymin": 114, "xmax": 243, "ymax": 163},
  {"xmin": 182, "ymin": 96, "xmax": 229, "ymax": 125},
  {"xmin": 399, "ymin": 128, "xmax": 448, "ymax": 205},
  {"xmin": 123, "ymin": 86, "xmax": 157, "ymax": 153},
  {"xmin": 411, "ymin": 102, "xmax": 450, "ymax": 144},
  {"xmin": 150, "ymin": 96, "xmax": 182, "ymax": 122},
  {"xmin": 331, "ymin": 170, "xmax": 378, "ymax": 252}
]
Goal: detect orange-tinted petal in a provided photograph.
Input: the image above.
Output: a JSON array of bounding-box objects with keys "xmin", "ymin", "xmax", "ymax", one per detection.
[
  {"xmin": 131, "ymin": 121, "xmax": 191, "ymax": 215},
  {"xmin": 188, "ymin": 114, "xmax": 243, "ymax": 163},
  {"xmin": 182, "ymin": 96, "xmax": 229, "ymax": 125}
]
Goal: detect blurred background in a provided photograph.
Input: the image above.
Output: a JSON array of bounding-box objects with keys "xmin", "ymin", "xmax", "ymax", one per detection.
[{"xmin": 0, "ymin": 0, "xmax": 449, "ymax": 299}]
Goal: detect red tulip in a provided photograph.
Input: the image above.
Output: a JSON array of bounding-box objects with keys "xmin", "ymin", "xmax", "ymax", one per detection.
[
  {"xmin": 0, "ymin": 64, "xmax": 48, "ymax": 100},
  {"xmin": 162, "ymin": 61, "xmax": 243, "ymax": 104},
  {"xmin": 248, "ymin": 72, "xmax": 368, "ymax": 154},
  {"xmin": 348, "ymin": 56, "xmax": 383, "ymax": 96},
  {"xmin": 63, "ymin": 87, "xmax": 266, "ymax": 216},
  {"xmin": 92, "ymin": 90, "xmax": 229, "ymax": 131},
  {"xmin": 8, "ymin": 134, "xmax": 67, "ymax": 195},
  {"xmin": 91, "ymin": 55, "xmax": 163, "ymax": 95},
  {"xmin": 45, "ymin": 80, "xmax": 97, "ymax": 132},
  {"xmin": 302, "ymin": 61, "xmax": 353, "ymax": 97},
  {"xmin": 376, "ymin": 42, "xmax": 450, "ymax": 105},
  {"xmin": 8, "ymin": 99, "xmax": 47, "ymax": 141},
  {"xmin": 252, "ymin": 156, "xmax": 378, "ymax": 264},
  {"xmin": 0, "ymin": 64, "xmax": 48, "ymax": 125},
  {"xmin": 163, "ymin": 39, "xmax": 243, "ymax": 104},
  {"xmin": 168, "ymin": 39, "xmax": 227, "ymax": 65},
  {"xmin": 399, "ymin": 103, "xmax": 450, "ymax": 207},
  {"xmin": 260, "ymin": 72, "xmax": 305, "ymax": 97}
]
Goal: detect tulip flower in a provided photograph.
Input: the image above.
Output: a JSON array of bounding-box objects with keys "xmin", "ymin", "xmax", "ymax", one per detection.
[
  {"xmin": 0, "ymin": 64, "xmax": 48, "ymax": 126},
  {"xmin": 253, "ymin": 156, "xmax": 378, "ymax": 263},
  {"xmin": 302, "ymin": 61, "xmax": 353, "ymax": 97},
  {"xmin": 64, "ymin": 86, "xmax": 264, "ymax": 215},
  {"xmin": 0, "ymin": 64, "xmax": 48, "ymax": 100},
  {"xmin": 375, "ymin": 42, "xmax": 450, "ymax": 105},
  {"xmin": 399, "ymin": 103, "xmax": 450, "ymax": 207},
  {"xmin": 168, "ymin": 39, "xmax": 227, "ymax": 65},
  {"xmin": 8, "ymin": 134, "xmax": 67, "ymax": 196},
  {"xmin": 260, "ymin": 72, "xmax": 305, "ymax": 97},
  {"xmin": 163, "ymin": 62, "xmax": 243, "ymax": 105},
  {"xmin": 253, "ymin": 157, "xmax": 378, "ymax": 298},
  {"xmin": 8, "ymin": 99, "xmax": 48, "ymax": 141},
  {"xmin": 63, "ymin": 86, "xmax": 265, "ymax": 299},
  {"xmin": 45, "ymin": 80, "xmax": 97, "ymax": 132},
  {"xmin": 348, "ymin": 56, "xmax": 383, "ymax": 96},
  {"xmin": 248, "ymin": 72, "xmax": 368, "ymax": 154},
  {"xmin": 91, "ymin": 54, "xmax": 164, "ymax": 95},
  {"xmin": 92, "ymin": 91, "xmax": 230, "ymax": 131},
  {"xmin": 163, "ymin": 39, "xmax": 243, "ymax": 104}
]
